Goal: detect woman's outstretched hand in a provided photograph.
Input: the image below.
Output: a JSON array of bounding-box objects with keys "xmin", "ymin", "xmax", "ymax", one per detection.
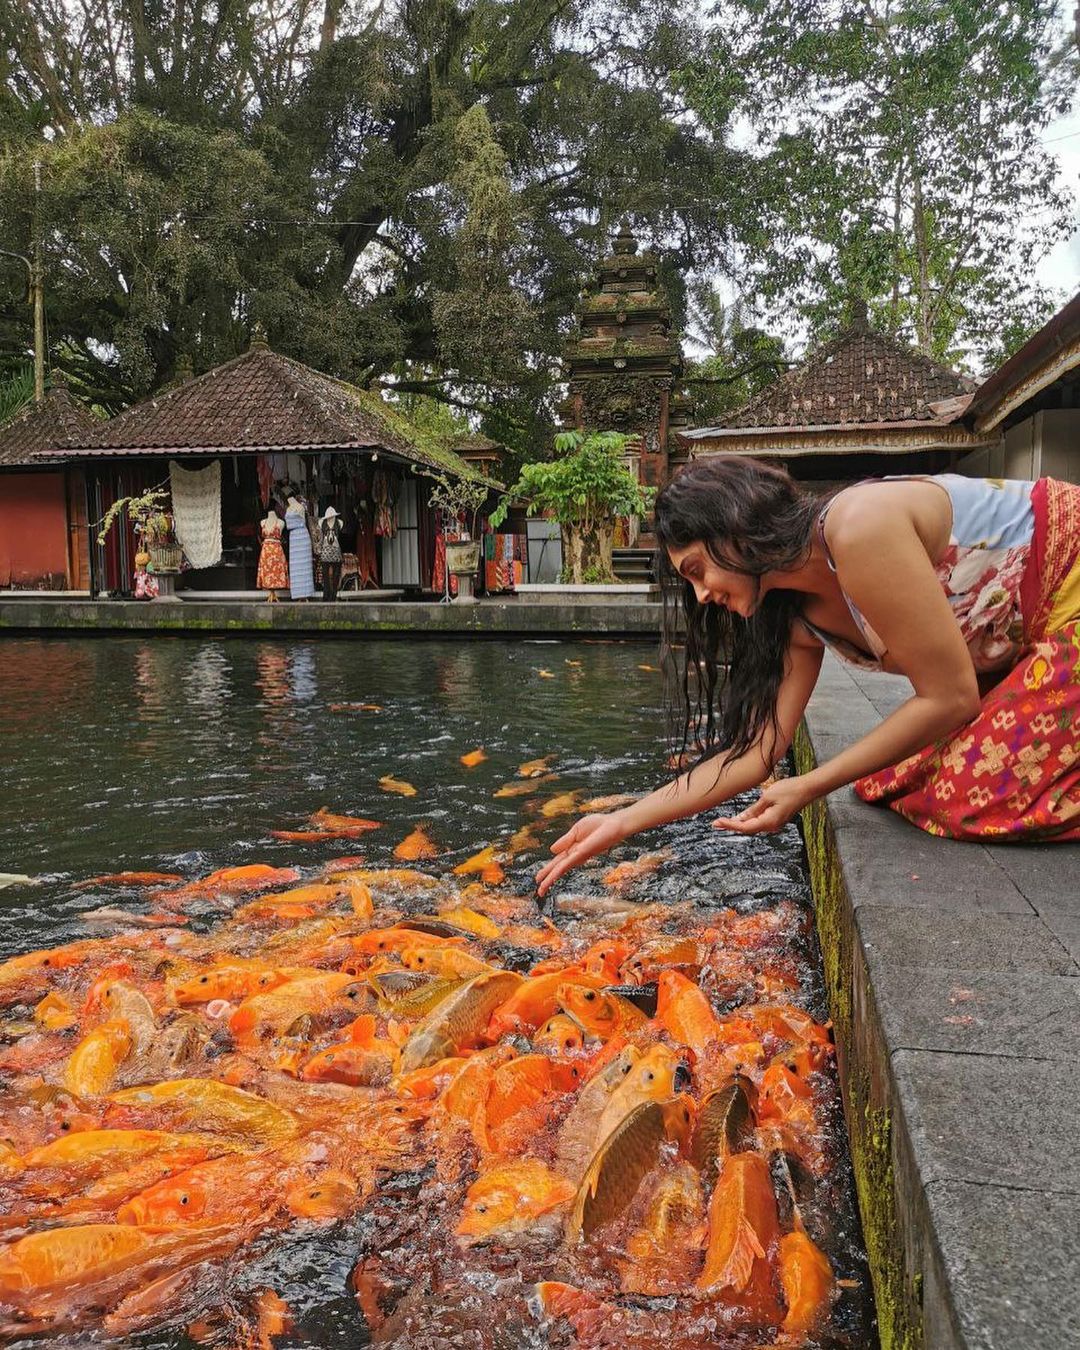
[
  {"xmin": 712, "ymin": 775, "xmax": 815, "ymax": 836},
  {"xmin": 535, "ymin": 811, "xmax": 628, "ymax": 898}
]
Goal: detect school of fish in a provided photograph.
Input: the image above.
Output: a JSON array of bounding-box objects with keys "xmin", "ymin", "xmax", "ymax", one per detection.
[{"xmin": 0, "ymin": 769, "xmax": 861, "ymax": 1348}]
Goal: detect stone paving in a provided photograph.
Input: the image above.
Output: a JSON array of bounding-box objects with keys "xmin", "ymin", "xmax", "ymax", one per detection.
[{"xmin": 801, "ymin": 654, "xmax": 1080, "ymax": 1350}]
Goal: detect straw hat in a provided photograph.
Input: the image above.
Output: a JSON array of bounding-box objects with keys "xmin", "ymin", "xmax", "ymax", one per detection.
[{"xmin": 321, "ymin": 506, "xmax": 339, "ymax": 521}]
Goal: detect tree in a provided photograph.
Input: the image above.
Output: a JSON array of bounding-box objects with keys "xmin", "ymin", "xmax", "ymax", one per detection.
[
  {"xmin": 684, "ymin": 0, "xmax": 1076, "ymax": 367},
  {"xmin": 682, "ymin": 284, "xmax": 790, "ymax": 424},
  {"xmin": 492, "ymin": 429, "xmax": 654, "ymax": 583},
  {"xmin": 0, "ymin": 0, "xmax": 748, "ymax": 449}
]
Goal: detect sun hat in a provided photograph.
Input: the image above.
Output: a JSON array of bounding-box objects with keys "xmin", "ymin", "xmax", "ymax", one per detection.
[{"xmin": 321, "ymin": 506, "xmax": 339, "ymax": 520}]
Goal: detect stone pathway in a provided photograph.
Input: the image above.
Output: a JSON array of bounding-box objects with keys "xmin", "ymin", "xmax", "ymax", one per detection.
[{"xmin": 801, "ymin": 654, "xmax": 1080, "ymax": 1349}]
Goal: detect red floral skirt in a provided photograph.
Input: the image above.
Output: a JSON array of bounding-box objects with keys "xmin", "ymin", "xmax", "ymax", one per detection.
[{"xmin": 855, "ymin": 479, "xmax": 1080, "ymax": 841}]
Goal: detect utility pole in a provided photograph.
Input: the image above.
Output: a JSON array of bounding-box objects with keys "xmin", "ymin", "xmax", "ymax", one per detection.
[{"xmin": 31, "ymin": 161, "xmax": 44, "ymax": 403}]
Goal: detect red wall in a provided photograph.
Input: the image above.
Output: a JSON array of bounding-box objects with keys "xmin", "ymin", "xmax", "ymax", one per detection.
[{"xmin": 0, "ymin": 472, "xmax": 70, "ymax": 588}]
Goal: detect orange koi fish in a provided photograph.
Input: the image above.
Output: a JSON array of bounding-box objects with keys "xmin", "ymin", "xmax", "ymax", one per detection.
[
  {"xmin": 74, "ymin": 872, "xmax": 184, "ymax": 889},
  {"xmin": 394, "ymin": 827, "xmax": 439, "ymax": 861},
  {"xmin": 171, "ymin": 962, "xmax": 296, "ymax": 1006},
  {"xmin": 555, "ymin": 1046, "xmax": 643, "ymax": 1183},
  {"xmin": 379, "ymin": 776, "xmax": 418, "ymax": 798},
  {"xmin": 592, "ymin": 1044, "xmax": 688, "ymax": 1149},
  {"xmin": 329, "ymin": 702, "xmax": 382, "ymax": 712},
  {"xmin": 351, "ymin": 927, "xmax": 465, "ymax": 957},
  {"xmin": 233, "ymin": 883, "xmax": 350, "ymax": 921},
  {"xmin": 779, "ymin": 1225, "xmax": 836, "ymax": 1339},
  {"xmin": 19, "ymin": 1129, "xmax": 215, "ymax": 1182},
  {"xmin": 397, "ymin": 971, "xmax": 523, "ymax": 1074},
  {"xmin": 620, "ymin": 936, "xmax": 706, "ymax": 984},
  {"xmin": 539, "ymin": 791, "xmax": 581, "ymax": 819},
  {"xmin": 400, "ymin": 946, "xmax": 493, "ymax": 980},
  {"xmin": 556, "ymin": 984, "xmax": 649, "ymax": 1041},
  {"xmin": 566, "ymin": 1095, "xmax": 695, "ymax": 1244},
  {"xmin": 437, "ymin": 907, "xmax": 501, "ymax": 939},
  {"xmin": 63, "ymin": 1018, "xmax": 132, "ymax": 1097},
  {"xmin": 578, "ymin": 794, "xmax": 639, "ymax": 813},
  {"xmin": 696, "ymin": 1150, "xmax": 782, "ymax": 1322},
  {"xmin": 518, "ymin": 756, "xmax": 555, "ymax": 778},
  {"xmin": 456, "ymin": 1159, "xmax": 575, "ymax": 1243},
  {"xmin": 492, "ymin": 777, "xmax": 556, "ymax": 798},
  {"xmin": 198, "ymin": 864, "xmax": 303, "ymax": 895},
  {"xmin": 486, "ymin": 971, "xmax": 607, "ymax": 1039},
  {"xmin": 534, "ymin": 1014, "xmax": 586, "ymax": 1056},
  {"xmin": 452, "ymin": 846, "xmax": 503, "ymax": 879},
  {"xmin": 619, "ymin": 1163, "xmax": 706, "ymax": 1295},
  {"xmin": 229, "ymin": 973, "xmax": 369, "ymax": 1044},
  {"xmin": 395, "ymin": 1054, "xmax": 471, "ymax": 1099},
  {"xmin": 117, "ymin": 1151, "xmax": 278, "ymax": 1226},
  {"xmin": 286, "ymin": 1173, "xmax": 362, "ymax": 1221},
  {"xmin": 601, "ymin": 852, "xmax": 669, "ymax": 888},
  {"xmin": 108, "ymin": 1079, "xmax": 298, "ymax": 1144},
  {"xmin": 33, "ymin": 991, "xmax": 77, "ymax": 1031},
  {"xmin": 333, "ymin": 868, "xmax": 438, "ymax": 890},
  {"xmin": 475, "ymin": 1055, "xmax": 582, "ymax": 1153},
  {"xmin": 308, "ymin": 808, "xmax": 382, "ymax": 833},
  {"xmin": 270, "ymin": 829, "xmax": 366, "ymax": 842},
  {"xmin": 460, "ymin": 748, "xmax": 487, "ymax": 768},
  {"xmin": 656, "ymin": 970, "xmax": 723, "ymax": 1047},
  {"xmin": 437, "ymin": 1045, "xmax": 517, "ymax": 1121}
]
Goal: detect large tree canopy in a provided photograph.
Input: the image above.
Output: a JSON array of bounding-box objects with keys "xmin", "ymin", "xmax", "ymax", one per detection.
[
  {"xmin": 684, "ymin": 0, "xmax": 1076, "ymax": 367},
  {"xmin": 0, "ymin": 0, "xmax": 743, "ymax": 444}
]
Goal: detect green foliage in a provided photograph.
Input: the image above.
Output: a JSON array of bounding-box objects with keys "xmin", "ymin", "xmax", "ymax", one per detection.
[
  {"xmin": 683, "ymin": 287, "xmax": 790, "ymax": 423},
  {"xmin": 682, "ymin": 0, "xmax": 1075, "ymax": 367},
  {"xmin": 0, "ymin": 0, "xmax": 744, "ymax": 449},
  {"xmin": 0, "ymin": 363, "xmax": 33, "ymax": 425},
  {"xmin": 491, "ymin": 429, "xmax": 654, "ymax": 532},
  {"xmin": 95, "ymin": 485, "xmax": 173, "ymax": 547}
]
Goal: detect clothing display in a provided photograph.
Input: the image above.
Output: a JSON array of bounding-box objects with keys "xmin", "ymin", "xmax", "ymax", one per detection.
[
  {"xmin": 319, "ymin": 510, "xmax": 344, "ymax": 600},
  {"xmin": 133, "ymin": 552, "xmax": 159, "ymax": 600},
  {"xmin": 257, "ymin": 516, "xmax": 289, "ymax": 592},
  {"xmin": 483, "ymin": 533, "xmax": 526, "ymax": 594},
  {"xmin": 829, "ymin": 476, "xmax": 1080, "ymax": 841},
  {"xmin": 169, "ymin": 461, "xmax": 222, "ymax": 569},
  {"xmin": 285, "ymin": 502, "xmax": 315, "ymax": 599},
  {"xmin": 432, "ymin": 533, "xmax": 461, "ymax": 597},
  {"xmin": 373, "ymin": 468, "xmax": 399, "ymax": 538}
]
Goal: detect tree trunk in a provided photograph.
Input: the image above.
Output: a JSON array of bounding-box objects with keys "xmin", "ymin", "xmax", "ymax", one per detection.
[{"xmin": 561, "ymin": 523, "xmax": 615, "ymax": 584}]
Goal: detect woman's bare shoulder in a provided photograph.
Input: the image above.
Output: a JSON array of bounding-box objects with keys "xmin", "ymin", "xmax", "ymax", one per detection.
[{"xmin": 824, "ymin": 479, "xmax": 951, "ymax": 557}]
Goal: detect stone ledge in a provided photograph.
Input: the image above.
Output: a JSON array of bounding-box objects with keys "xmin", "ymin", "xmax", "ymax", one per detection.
[
  {"xmin": 0, "ymin": 598, "xmax": 661, "ymax": 639},
  {"xmin": 797, "ymin": 653, "xmax": 1080, "ymax": 1350}
]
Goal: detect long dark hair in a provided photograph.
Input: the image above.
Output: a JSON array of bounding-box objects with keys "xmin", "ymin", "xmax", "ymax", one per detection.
[{"xmin": 654, "ymin": 456, "xmax": 820, "ymax": 771}]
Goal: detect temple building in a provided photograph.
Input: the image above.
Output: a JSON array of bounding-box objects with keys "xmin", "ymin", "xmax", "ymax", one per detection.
[{"xmin": 561, "ymin": 223, "xmax": 693, "ymax": 560}]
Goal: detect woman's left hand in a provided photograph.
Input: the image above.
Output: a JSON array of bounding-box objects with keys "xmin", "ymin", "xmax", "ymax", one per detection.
[{"xmin": 712, "ymin": 775, "xmax": 816, "ymax": 835}]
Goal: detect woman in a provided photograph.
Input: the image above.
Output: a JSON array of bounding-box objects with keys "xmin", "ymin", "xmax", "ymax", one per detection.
[{"xmin": 536, "ymin": 458, "xmax": 1080, "ymax": 897}]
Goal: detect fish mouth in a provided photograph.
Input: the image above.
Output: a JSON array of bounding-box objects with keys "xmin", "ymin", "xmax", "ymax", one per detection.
[{"xmin": 673, "ymin": 1061, "xmax": 692, "ymax": 1093}]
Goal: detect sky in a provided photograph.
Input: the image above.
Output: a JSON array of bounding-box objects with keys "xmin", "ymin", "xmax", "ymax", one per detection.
[{"xmin": 1037, "ymin": 100, "xmax": 1080, "ymax": 299}]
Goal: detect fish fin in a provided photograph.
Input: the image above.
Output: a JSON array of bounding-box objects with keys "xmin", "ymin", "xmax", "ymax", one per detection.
[
  {"xmin": 716, "ymin": 1216, "xmax": 766, "ymax": 1293},
  {"xmin": 348, "ymin": 1014, "xmax": 378, "ymax": 1047},
  {"xmin": 386, "ymin": 1019, "xmax": 409, "ymax": 1048}
]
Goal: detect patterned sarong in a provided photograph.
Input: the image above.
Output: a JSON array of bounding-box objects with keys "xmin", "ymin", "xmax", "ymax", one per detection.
[{"xmin": 855, "ymin": 478, "xmax": 1080, "ymax": 840}]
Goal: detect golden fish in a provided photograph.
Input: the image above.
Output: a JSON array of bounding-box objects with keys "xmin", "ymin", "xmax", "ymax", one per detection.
[
  {"xmin": 398, "ymin": 970, "xmax": 523, "ymax": 1074},
  {"xmin": 394, "ymin": 827, "xmax": 439, "ymax": 861},
  {"xmin": 779, "ymin": 1226, "xmax": 836, "ymax": 1337},
  {"xmin": 696, "ymin": 1150, "xmax": 782, "ymax": 1321},
  {"xmin": 333, "ymin": 868, "xmax": 439, "ymax": 890},
  {"xmin": 63, "ymin": 1018, "xmax": 132, "ymax": 1097},
  {"xmin": 556, "ymin": 985, "xmax": 648, "ymax": 1040},
  {"xmin": 452, "ymin": 846, "xmax": 503, "ymax": 877},
  {"xmin": 460, "ymin": 748, "xmax": 487, "ymax": 768},
  {"xmin": 518, "ymin": 756, "xmax": 554, "ymax": 778},
  {"xmin": 308, "ymin": 808, "xmax": 382, "ymax": 833},
  {"xmin": 592, "ymin": 1044, "xmax": 687, "ymax": 1151},
  {"xmin": 555, "ymin": 1046, "xmax": 642, "ymax": 1183},
  {"xmin": 534, "ymin": 1014, "xmax": 586, "ymax": 1056},
  {"xmin": 437, "ymin": 907, "xmax": 501, "ymax": 939},
  {"xmin": 578, "ymin": 794, "xmax": 639, "ymax": 813},
  {"xmin": 540, "ymin": 792, "xmax": 581, "ymax": 819},
  {"xmin": 74, "ymin": 872, "xmax": 184, "ymax": 889},
  {"xmin": 492, "ymin": 776, "xmax": 557, "ymax": 798},
  {"xmin": 400, "ymin": 946, "xmax": 493, "ymax": 980},
  {"xmin": 566, "ymin": 1095, "xmax": 695, "ymax": 1244},
  {"xmin": 602, "ymin": 852, "xmax": 669, "ymax": 888},
  {"xmin": 108, "ymin": 1079, "xmax": 298, "ymax": 1143},
  {"xmin": 619, "ymin": 1163, "xmax": 706, "ymax": 1294},
  {"xmin": 537, "ymin": 669, "xmax": 555, "ymax": 679},
  {"xmin": 33, "ymin": 991, "xmax": 77, "ymax": 1032},
  {"xmin": 689, "ymin": 1077, "xmax": 757, "ymax": 1193},
  {"xmin": 457, "ymin": 1159, "xmax": 575, "ymax": 1243},
  {"xmin": 379, "ymin": 776, "xmax": 418, "ymax": 798}
]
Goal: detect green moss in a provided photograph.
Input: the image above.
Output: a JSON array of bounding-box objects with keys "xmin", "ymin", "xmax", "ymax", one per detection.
[{"xmin": 794, "ymin": 722, "xmax": 922, "ymax": 1350}]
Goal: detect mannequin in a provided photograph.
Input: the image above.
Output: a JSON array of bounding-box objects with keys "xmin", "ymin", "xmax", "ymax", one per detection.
[
  {"xmin": 319, "ymin": 505, "xmax": 344, "ymax": 601},
  {"xmin": 257, "ymin": 508, "xmax": 289, "ymax": 603},
  {"xmin": 285, "ymin": 494, "xmax": 315, "ymax": 601}
]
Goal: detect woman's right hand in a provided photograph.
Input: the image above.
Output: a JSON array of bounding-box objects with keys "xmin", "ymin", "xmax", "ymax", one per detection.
[{"xmin": 535, "ymin": 811, "xmax": 629, "ymax": 898}]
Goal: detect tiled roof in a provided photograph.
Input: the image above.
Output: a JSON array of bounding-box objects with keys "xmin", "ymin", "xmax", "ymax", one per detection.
[
  {"xmin": 55, "ymin": 346, "xmax": 487, "ymax": 481},
  {"xmin": 0, "ymin": 386, "xmax": 98, "ymax": 468},
  {"xmin": 694, "ymin": 325, "xmax": 976, "ymax": 435}
]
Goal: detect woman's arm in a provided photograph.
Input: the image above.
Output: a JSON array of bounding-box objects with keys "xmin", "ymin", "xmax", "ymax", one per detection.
[
  {"xmin": 535, "ymin": 632, "xmax": 824, "ymax": 895},
  {"xmin": 717, "ymin": 489, "xmax": 981, "ymax": 836}
]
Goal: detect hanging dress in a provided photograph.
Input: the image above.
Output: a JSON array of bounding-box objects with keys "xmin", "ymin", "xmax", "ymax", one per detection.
[
  {"xmin": 256, "ymin": 518, "xmax": 289, "ymax": 591},
  {"xmin": 805, "ymin": 474, "xmax": 1080, "ymax": 841},
  {"xmin": 285, "ymin": 504, "xmax": 315, "ymax": 599}
]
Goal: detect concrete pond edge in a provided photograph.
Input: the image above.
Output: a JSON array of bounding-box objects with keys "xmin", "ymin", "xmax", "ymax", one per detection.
[{"xmin": 796, "ymin": 654, "xmax": 1080, "ymax": 1350}]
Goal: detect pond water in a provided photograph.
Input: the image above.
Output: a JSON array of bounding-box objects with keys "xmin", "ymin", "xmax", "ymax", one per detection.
[{"xmin": 0, "ymin": 636, "xmax": 876, "ymax": 1348}]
